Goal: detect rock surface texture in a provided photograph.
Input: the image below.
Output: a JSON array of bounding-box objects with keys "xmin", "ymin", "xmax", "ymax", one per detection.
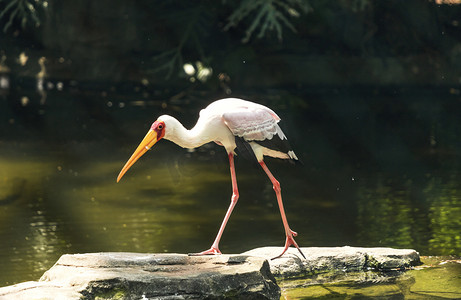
[
  {"xmin": 0, "ymin": 247, "xmax": 420, "ymax": 299},
  {"xmin": 0, "ymin": 253, "xmax": 280, "ymax": 300},
  {"xmin": 244, "ymin": 246, "xmax": 421, "ymax": 278}
]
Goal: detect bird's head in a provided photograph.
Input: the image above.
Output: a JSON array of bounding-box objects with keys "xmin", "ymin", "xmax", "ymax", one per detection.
[{"xmin": 117, "ymin": 118, "xmax": 166, "ymax": 182}]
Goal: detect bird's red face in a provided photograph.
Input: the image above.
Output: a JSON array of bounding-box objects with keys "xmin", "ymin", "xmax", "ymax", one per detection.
[{"xmin": 117, "ymin": 120, "xmax": 166, "ymax": 182}]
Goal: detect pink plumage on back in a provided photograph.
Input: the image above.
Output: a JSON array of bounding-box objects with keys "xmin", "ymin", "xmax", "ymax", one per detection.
[{"xmin": 223, "ymin": 109, "xmax": 280, "ymax": 141}]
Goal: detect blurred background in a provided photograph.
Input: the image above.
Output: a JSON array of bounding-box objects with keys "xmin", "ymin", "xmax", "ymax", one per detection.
[{"xmin": 0, "ymin": 0, "xmax": 460, "ymax": 287}]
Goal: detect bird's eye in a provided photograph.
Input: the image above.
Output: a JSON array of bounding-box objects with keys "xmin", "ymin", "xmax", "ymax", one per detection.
[{"xmin": 158, "ymin": 124, "xmax": 164, "ymax": 130}]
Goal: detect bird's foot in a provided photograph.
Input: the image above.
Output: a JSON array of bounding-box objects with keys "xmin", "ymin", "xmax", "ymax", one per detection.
[
  {"xmin": 189, "ymin": 246, "xmax": 222, "ymax": 256},
  {"xmin": 272, "ymin": 230, "xmax": 306, "ymax": 260}
]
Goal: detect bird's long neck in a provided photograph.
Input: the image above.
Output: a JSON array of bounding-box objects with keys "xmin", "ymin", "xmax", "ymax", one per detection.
[{"xmin": 164, "ymin": 116, "xmax": 212, "ymax": 149}]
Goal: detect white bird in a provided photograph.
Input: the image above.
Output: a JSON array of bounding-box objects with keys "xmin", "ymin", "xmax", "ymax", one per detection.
[{"xmin": 117, "ymin": 98, "xmax": 305, "ymax": 259}]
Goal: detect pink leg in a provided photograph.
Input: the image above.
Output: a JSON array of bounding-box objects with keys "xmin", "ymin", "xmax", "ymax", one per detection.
[
  {"xmin": 259, "ymin": 161, "xmax": 305, "ymax": 259},
  {"xmin": 193, "ymin": 153, "xmax": 239, "ymax": 255}
]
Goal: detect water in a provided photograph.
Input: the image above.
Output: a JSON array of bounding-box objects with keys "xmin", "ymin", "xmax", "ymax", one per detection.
[
  {"xmin": 280, "ymin": 257, "xmax": 461, "ymax": 299},
  {"xmin": 0, "ymin": 87, "xmax": 460, "ymax": 294}
]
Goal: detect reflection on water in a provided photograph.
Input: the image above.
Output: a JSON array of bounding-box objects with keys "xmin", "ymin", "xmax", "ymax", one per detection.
[
  {"xmin": 0, "ymin": 159, "xmax": 68, "ymax": 285},
  {"xmin": 281, "ymin": 257, "xmax": 461, "ymax": 299},
  {"xmin": 426, "ymin": 176, "xmax": 461, "ymax": 255},
  {"xmin": 356, "ymin": 174, "xmax": 460, "ymax": 254},
  {"xmin": 0, "ymin": 88, "xmax": 460, "ymax": 288}
]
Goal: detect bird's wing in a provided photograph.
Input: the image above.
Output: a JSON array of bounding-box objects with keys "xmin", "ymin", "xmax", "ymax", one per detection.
[{"xmin": 222, "ymin": 108, "xmax": 286, "ymax": 141}]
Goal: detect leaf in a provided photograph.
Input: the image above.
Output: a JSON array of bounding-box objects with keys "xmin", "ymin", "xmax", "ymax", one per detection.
[
  {"xmin": 0, "ymin": 0, "xmax": 19, "ymax": 20},
  {"xmin": 0, "ymin": 0, "xmax": 44, "ymax": 32},
  {"xmin": 4, "ymin": 4, "xmax": 19, "ymax": 33},
  {"xmin": 225, "ymin": 0, "xmax": 310, "ymax": 43}
]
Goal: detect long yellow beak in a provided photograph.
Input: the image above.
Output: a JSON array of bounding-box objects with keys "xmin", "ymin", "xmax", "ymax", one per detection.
[{"xmin": 117, "ymin": 129, "xmax": 158, "ymax": 182}]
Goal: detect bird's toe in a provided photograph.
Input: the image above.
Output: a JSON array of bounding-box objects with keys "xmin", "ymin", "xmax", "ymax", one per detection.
[{"xmin": 189, "ymin": 247, "xmax": 222, "ymax": 256}]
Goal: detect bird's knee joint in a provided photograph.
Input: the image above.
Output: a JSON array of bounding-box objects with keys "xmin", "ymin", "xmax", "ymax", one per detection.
[
  {"xmin": 272, "ymin": 181, "xmax": 281, "ymax": 193},
  {"xmin": 231, "ymin": 193, "xmax": 239, "ymax": 203}
]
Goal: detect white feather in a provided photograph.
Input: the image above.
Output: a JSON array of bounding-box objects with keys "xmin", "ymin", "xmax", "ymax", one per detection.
[{"xmin": 159, "ymin": 98, "xmax": 296, "ymax": 161}]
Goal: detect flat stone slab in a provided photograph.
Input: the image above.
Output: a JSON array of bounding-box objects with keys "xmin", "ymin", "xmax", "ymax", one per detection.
[
  {"xmin": 243, "ymin": 246, "xmax": 421, "ymax": 278},
  {"xmin": 0, "ymin": 253, "xmax": 280, "ymax": 300},
  {"xmin": 0, "ymin": 247, "xmax": 420, "ymax": 299}
]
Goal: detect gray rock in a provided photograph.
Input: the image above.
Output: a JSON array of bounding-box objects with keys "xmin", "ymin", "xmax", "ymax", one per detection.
[
  {"xmin": 0, "ymin": 247, "xmax": 421, "ymax": 299},
  {"xmin": 243, "ymin": 246, "xmax": 421, "ymax": 278},
  {"xmin": 0, "ymin": 281, "xmax": 82, "ymax": 300},
  {"xmin": 0, "ymin": 253, "xmax": 280, "ymax": 300}
]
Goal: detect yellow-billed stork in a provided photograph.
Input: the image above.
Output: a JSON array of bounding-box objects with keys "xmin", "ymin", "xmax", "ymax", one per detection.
[{"xmin": 117, "ymin": 98, "xmax": 305, "ymax": 259}]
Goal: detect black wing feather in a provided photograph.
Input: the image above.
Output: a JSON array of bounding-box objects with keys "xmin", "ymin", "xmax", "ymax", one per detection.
[{"xmin": 235, "ymin": 136, "xmax": 259, "ymax": 163}]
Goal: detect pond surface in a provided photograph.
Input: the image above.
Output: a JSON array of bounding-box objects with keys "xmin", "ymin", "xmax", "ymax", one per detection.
[
  {"xmin": 0, "ymin": 86, "xmax": 460, "ymax": 295},
  {"xmin": 280, "ymin": 257, "xmax": 461, "ymax": 299}
]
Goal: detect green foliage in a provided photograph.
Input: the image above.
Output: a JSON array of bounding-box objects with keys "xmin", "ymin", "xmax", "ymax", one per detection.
[
  {"xmin": 225, "ymin": 0, "xmax": 311, "ymax": 43},
  {"xmin": 0, "ymin": 0, "xmax": 45, "ymax": 33},
  {"xmin": 150, "ymin": 7, "xmax": 211, "ymax": 79},
  {"xmin": 150, "ymin": 0, "xmax": 312, "ymax": 79}
]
